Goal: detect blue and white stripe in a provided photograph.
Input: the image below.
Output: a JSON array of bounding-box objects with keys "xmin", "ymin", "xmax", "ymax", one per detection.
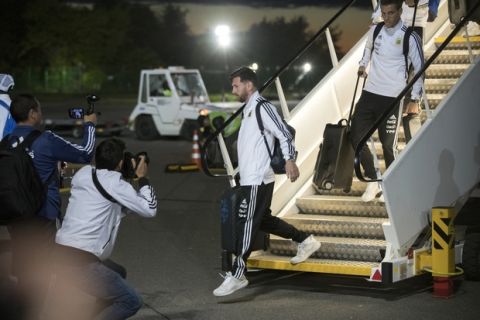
[{"xmin": 48, "ymin": 124, "xmax": 95, "ymax": 154}]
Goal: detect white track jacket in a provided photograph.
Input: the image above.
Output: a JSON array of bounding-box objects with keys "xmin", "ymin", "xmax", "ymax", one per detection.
[
  {"xmin": 237, "ymin": 91, "xmax": 296, "ymax": 186},
  {"xmin": 56, "ymin": 165, "xmax": 157, "ymax": 260},
  {"xmin": 359, "ymin": 20, "xmax": 424, "ymax": 100}
]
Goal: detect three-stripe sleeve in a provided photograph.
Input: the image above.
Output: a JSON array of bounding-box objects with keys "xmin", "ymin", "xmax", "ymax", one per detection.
[
  {"xmin": 359, "ymin": 25, "xmax": 375, "ymax": 68},
  {"xmin": 258, "ymin": 99, "xmax": 296, "ymax": 160},
  {"xmin": 110, "ymin": 177, "xmax": 157, "ymax": 218},
  {"xmin": 49, "ymin": 123, "xmax": 96, "ymax": 163},
  {"xmin": 408, "ymin": 30, "xmax": 425, "ymax": 100}
]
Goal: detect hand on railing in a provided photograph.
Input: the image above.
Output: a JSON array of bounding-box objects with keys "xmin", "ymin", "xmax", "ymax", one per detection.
[{"xmin": 357, "ymin": 66, "xmax": 368, "ymax": 78}]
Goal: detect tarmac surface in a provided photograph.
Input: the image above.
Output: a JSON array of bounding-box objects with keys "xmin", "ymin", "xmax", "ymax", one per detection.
[
  {"xmin": 101, "ymin": 136, "xmax": 480, "ymax": 320},
  {"xmin": 2, "ymin": 99, "xmax": 480, "ymax": 319}
]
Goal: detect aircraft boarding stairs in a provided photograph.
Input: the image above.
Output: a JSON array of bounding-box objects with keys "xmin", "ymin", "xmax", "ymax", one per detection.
[{"xmin": 246, "ymin": 6, "xmax": 480, "ymax": 280}]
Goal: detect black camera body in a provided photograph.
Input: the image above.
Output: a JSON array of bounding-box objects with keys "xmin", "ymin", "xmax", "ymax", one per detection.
[
  {"xmin": 121, "ymin": 151, "xmax": 150, "ymax": 179},
  {"xmin": 68, "ymin": 94, "xmax": 100, "ymax": 119},
  {"xmin": 68, "ymin": 108, "xmax": 85, "ymax": 119}
]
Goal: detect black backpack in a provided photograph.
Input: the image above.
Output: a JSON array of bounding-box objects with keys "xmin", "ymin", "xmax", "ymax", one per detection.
[
  {"xmin": 0, "ymin": 130, "xmax": 48, "ymax": 224},
  {"xmin": 255, "ymin": 99, "xmax": 296, "ymax": 175}
]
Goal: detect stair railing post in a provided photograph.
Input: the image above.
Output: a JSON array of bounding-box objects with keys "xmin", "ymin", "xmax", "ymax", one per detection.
[
  {"xmin": 217, "ymin": 133, "xmax": 237, "ymax": 187},
  {"xmin": 463, "ymin": 24, "xmax": 475, "ymax": 64},
  {"xmin": 326, "ymin": 27, "xmax": 339, "ymax": 68},
  {"xmin": 275, "ymin": 77, "xmax": 291, "ymax": 120},
  {"xmin": 422, "ymin": 82, "xmax": 432, "ymax": 119}
]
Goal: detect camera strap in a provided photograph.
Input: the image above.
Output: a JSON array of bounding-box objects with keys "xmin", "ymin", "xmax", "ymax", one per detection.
[{"xmin": 92, "ymin": 168, "xmax": 118, "ymax": 203}]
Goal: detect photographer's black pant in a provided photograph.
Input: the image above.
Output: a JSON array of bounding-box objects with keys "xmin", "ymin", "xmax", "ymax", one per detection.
[
  {"xmin": 350, "ymin": 91, "xmax": 400, "ymax": 180},
  {"xmin": 232, "ymin": 183, "xmax": 308, "ymax": 279}
]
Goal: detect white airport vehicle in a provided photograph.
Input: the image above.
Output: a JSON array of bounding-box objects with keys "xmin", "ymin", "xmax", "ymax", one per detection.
[{"xmin": 128, "ymin": 67, "xmax": 240, "ymax": 140}]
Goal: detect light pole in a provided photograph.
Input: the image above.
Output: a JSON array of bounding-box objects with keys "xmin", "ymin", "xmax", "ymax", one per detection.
[{"xmin": 215, "ymin": 25, "xmax": 231, "ymax": 101}]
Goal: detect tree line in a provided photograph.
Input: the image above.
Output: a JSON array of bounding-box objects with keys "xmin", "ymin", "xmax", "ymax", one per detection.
[{"xmin": 1, "ymin": 0, "xmax": 342, "ymax": 95}]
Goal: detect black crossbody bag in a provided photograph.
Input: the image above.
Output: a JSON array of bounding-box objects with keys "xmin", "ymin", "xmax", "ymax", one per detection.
[{"xmin": 91, "ymin": 168, "xmax": 118, "ymax": 203}]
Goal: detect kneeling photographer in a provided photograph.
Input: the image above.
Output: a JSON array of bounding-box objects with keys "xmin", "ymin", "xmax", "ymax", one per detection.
[{"xmin": 54, "ymin": 138, "xmax": 157, "ymax": 320}]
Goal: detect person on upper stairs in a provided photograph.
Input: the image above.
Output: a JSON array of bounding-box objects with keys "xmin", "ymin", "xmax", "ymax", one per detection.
[
  {"xmin": 350, "ymin": 0, "xmax": 425, "ymax": 202},
  {"xmin": 372, "ymin": 1, "xmax": 436, "ymax": 143}
]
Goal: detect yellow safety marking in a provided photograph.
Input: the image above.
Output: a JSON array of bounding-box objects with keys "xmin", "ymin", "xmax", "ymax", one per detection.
[
  {"xmin": 435, "ymin": 36, "xmax": 480, "ymax": 44},
  {"xmin": 415, "ymin": 251, "xmax": 432, "ymax": 275},
  {"xmin": 433, "ymin": 218, "xmax": 452, "ymax": 248},
  {"xmin": 432, "ymin": 207, "xmax": 455, "ymax": 277},
  {"xmin": 247, "ymin": 257, "xmax": 373, "ymax": 277}
]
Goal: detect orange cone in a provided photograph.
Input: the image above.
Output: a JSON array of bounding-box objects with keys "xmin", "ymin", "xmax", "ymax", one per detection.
[{"xmin": 191, "ymin": 130, "xmax": 201, "ymax": 168}]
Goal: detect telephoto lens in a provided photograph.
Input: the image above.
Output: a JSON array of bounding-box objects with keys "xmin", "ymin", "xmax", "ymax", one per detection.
[
  {"xmin": 121, "ymin": 152, "xmax": 136, "ymax": 179},
  {"xmin": 135, "ymin": 152, "xmax": 150, "ymax": 165}
]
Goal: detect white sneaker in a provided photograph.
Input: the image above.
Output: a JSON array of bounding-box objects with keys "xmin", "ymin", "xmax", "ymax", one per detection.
[
  {"xmin": 378, "ymin": 194, "xmax": 385, "ymax": 202},
  {"xmin": 361, "ymin": 182, "xmax": 381, "ymax": 202},
  {"xmin": 290, "ymin": 235, "xmax": 321, "ymax": 265},
  {"xmin": 465, "ymin": 21, "xmax": 480, "ymax": 37},
  {"xmin": 213, "ymin": 272, "xmax": 248, "ymax": 296}
]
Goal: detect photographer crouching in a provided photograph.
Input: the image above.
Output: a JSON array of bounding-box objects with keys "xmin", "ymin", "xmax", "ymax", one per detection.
[{"xmin": 53, "ymin": 138, "xmax": 157, "ymax": 320}]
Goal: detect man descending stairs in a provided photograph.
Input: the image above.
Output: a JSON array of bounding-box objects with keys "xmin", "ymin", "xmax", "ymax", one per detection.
[{"xmin": 247, "ymin": 34, "xmax": 480, "ymax": 278}]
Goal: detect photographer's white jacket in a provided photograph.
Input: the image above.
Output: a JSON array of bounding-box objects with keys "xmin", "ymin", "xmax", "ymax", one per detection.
[{"xmin": 56, "ymin": 165, "xmax": 157, "ymax": 260}]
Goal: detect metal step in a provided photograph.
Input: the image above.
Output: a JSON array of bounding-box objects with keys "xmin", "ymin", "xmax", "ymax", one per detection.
[
  {"xmin": 247, "ymin": 253, "xmax": 378, "ymax": 276},
  {"xmin": 425, "ymin": 78, "xmax": 458, "ymax": 94},
  {"xmin": 435, "ymin": 36, "xmax": 480, "ymax": 50},
  {"xmin": 314, "ymin": 178, "xmax": 365, "ymax": 197},
  {"xmin": 425, "ymin": 64, "xmax": 470, "ymax": 79},
  {"xmin": 426, "ymin": 49, "xmax": 480, "ymax": 64},
  {"xmin": 296, "ymin": 195, "xmax": 387, "ymax": 218},
  {"xmin": 283, "ymin": 212, "xmax": 387, "ymax": 239},
  {"xmin": 269, "ymin": 235, "xmax": 386, "ymax": 262},
  {"xmin": 427, "ymin": 93, "xmax": 447, "ymax": 109}
]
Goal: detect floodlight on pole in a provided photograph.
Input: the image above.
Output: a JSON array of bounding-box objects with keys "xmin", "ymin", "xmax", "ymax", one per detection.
[
  {"xmin": 215, "ymin": 25, "xmax": 231, "ymax": 48},
  {"xmin": 303, "ymin": 62, "xmax": 312, "ymax": 73}
]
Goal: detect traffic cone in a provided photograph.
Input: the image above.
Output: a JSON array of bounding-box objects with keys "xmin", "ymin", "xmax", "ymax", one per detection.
[{"xmin": 191, "ymin": 130, "xmax": 201, "ymax": 169}]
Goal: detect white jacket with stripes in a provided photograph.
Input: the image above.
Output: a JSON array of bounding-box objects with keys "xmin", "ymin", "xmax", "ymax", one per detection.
[
  {"xmin": 237, "ymin": 91, "xmax": 296, "ymax": 186},
  {"xmin": 56, "ymin": 165, "xmax": 157, "ymax": 260}
]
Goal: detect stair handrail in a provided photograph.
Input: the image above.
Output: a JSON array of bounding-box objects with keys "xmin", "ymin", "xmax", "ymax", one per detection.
[
  {"xmin": 353, "ymin": 0, "xmax": 480, "ymax": 182},
  {"xmin": 201, "ymin": 0, "xmax": 358, "ymax": 178}
]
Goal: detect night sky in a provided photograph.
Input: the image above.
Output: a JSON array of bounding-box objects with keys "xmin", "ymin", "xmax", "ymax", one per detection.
[{"xmin": 68, "ymin": 0, "xmax": 374, "ymax": 51}]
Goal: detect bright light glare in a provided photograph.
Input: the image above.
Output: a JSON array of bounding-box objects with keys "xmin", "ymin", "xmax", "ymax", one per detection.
[
  {"xmin": 215, "ymin": 25, "xmax": 231, "ymax": 48},
  {"xmin": 250, "ymin": 63, "xmax": 259, "ymax": 71},
  {"xmin": 303, "ymin": 63, "xmax": 312, "ymax": 73}
]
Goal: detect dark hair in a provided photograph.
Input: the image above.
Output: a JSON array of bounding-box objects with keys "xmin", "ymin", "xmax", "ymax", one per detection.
[
  {"xmin": 380, "ymin": 0, "xmax": 403, "ymax": 10},
  {"xmin": 95, "ymin": 138, "xmax": 126, "ymax": 170},
  {"xmin": 10, "ymin": 94, "xmax": 40, "ymax": 122},
  {"xmin": 229, "ymin": 66, "xmax": 258, "ymax": 88}
]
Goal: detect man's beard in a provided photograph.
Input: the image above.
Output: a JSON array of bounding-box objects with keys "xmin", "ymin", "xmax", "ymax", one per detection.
[{"xmin": 238, "ymin": 92, "xmax": 247, "ymax": 102}]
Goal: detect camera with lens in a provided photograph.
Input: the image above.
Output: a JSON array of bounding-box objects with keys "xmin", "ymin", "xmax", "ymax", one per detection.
[
  {"xmin": 121, "ymin": 151, "xmax": 150, "ymax": 179},
  {"xmin": 68, "ymin": 94, "xmax": 100, "ymax": 119}
]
